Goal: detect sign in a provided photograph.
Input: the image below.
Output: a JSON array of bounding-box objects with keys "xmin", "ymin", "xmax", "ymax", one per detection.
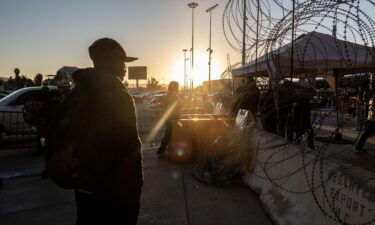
[{"xmin": 128, "ymin": 66, "xmax": 147, "ymax": 80}]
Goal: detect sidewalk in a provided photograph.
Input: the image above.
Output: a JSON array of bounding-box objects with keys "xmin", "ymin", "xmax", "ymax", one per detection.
[
  {"xmin": 314, "ymin": 112, "xmax": 375, "ymax": 150},
  {"xmin": 0, "ymin": 148, "xmax": 273, "ymax": 225}
]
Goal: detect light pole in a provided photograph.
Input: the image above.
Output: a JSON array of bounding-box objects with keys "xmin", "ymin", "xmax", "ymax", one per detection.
[
  {"xmin": 183, "ymin": 49, "xmax": 189, "ymax": 90},
  {"xmin": 188, "ymin": 2, "xmax": 198, "ymax": 90},
  {"xmin": 290, "ymin": 0, "xmax": 295, "ymax": 81},
  {"xmin": 242, "ymin": 0, "xmax": 247, "ymax": 66},
  {"xmin": 206, "ymin": 3, "xmax": 219, "ymax": 93}
]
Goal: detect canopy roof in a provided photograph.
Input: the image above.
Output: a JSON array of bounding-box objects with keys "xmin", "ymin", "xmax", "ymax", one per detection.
[{"xmin": 232, "ymin": 32, "xmax": 375, "ymax": 78}]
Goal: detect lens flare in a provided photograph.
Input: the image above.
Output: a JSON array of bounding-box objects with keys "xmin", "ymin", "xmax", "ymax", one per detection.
[{"xmin": 146, "ymin": 101, "xmax": 178, "ymax": 142}]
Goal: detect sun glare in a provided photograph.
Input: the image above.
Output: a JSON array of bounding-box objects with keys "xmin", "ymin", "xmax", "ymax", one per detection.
[{"xmin": 168, "ymin": 52, "xmax": 220, "ymax": 88}]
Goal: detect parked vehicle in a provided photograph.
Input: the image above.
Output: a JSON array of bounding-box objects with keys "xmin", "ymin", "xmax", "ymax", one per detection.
[
  {"xmin": 0, "ymin": 86, "xmax": 57, "ymax": 137},
  {"xmin": 149, "ymin": 94, "xmax": 165, "ymax": 109},
  {"xmin": 0, "ymin": 93, "xmax": 7, "ymax": 99}
]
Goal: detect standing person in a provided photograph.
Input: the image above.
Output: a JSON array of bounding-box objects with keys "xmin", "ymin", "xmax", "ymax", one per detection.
[
  {"xmin": 39, "ymin": 80, "xmax": 72, "ymax": 151},
  {"xmin": 157, "ymin": 81, "xmax": 180, "ymax": 155},
  {"xmin": 356, "ymin": 95, "xmax": 375, "ymax": 153},
  {"xmin": 45, "ymin": 38, "xmax": 143, "ymax": 225},
  {"xmin": 24, "ymin": 86, "xmax": 50, "ymax": 155}
]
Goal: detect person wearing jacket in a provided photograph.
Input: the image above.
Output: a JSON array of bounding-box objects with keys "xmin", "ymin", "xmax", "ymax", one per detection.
[
  {"xmin": 45, "ymin": 38, "xmax": 143, "ymax": 225},
  {"xmin": 356, "ymin": 96, "xmax": 375, "ymax": 153}
]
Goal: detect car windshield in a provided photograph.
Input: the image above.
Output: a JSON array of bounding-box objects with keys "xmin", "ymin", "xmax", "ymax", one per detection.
[{"xmin": 0, "ymin": 89, "xmax": 25, "ymax": 104}]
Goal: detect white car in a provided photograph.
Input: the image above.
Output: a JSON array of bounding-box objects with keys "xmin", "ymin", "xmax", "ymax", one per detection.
[{"xmin": 0, "ymin": 86, "xmax": 56, "ymax": 137}]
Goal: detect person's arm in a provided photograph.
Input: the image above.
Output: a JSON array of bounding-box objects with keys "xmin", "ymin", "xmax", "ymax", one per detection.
[{"xmin": 110, "ymin": 90, "xmax": 141, "ymax": 156}]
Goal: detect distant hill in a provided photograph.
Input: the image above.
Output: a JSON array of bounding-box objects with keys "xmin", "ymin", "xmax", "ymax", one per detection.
[{"xmin": 0, "ymin": 77, "xmax": 9, "ymax": 81}]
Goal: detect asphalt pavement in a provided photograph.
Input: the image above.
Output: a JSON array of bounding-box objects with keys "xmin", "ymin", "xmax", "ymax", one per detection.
[{"xmin": 0, "ymin": 147, "xmax": 273, "ymax": 225}]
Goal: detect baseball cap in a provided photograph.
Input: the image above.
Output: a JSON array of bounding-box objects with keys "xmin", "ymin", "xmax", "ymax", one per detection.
[{"xmin": 89, "ymin": 38, "xmax": 138, "ymax": 62}]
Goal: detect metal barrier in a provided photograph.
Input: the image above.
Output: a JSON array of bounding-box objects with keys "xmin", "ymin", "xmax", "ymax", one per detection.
[
  {"xmin": 0, "ymin": 111, "xmax": 36, "ymax": 149},
  {"xmin": 136, "ymin": 106, "xmax": 164, "ymax": 148},
  {"xmin": 0, "ymin": 106, "xmax": 187, "ymax": 150}
]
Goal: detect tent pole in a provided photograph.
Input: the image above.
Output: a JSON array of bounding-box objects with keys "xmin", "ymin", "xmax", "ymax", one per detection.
[{"xmin": 334, "ymin": 69, "xmax": 343, "ymax": 140}]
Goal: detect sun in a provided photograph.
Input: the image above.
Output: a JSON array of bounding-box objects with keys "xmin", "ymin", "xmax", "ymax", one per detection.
[{"xmin": 167, "ymin": 52, "xmax": 220, "ymax": 88}]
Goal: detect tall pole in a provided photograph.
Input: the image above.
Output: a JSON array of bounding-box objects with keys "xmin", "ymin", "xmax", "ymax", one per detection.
[
  {"xmin": 290, "ymin": 0, "xmax": 295, "ymax": 81},
  {"xmin": 255, "ymin": 0, "xmax": 260, "ymax": 113},
  {"xmin": 209, "ymin": 11, "xmax": 212, "ymax": 92},
  {"xmin": 255, "ymin": 0, "xmax": 260, "ymax": 75},
  {"xmin": 183, "ymin": 49, "xmax": 188, "ymax": 91},
  {"xmin": 242, "ymin": 0, "xmax": 247, "ymax": 66},
  {"xmin": 188, "ymin": 2, "xmax": 198, "ymax": 90},
  {"xmin": 206, "ymin": 3, "xmax": 219, "ymax": 93}
]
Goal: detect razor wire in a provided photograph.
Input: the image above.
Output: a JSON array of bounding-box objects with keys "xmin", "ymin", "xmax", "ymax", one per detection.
[{"xmin": 213, "ymin": 0, "xmax": 375, "ymax": 224}]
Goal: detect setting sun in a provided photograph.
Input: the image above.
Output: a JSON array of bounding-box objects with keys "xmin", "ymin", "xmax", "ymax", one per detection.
[{"xmin": 168, "ymin": 52, "xmax": 221, "ymax": 88}]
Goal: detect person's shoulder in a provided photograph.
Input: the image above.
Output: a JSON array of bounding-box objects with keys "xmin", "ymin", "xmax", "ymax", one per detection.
[
  {"xmin": 122, "ymin": 88, "xmax": 134, "ymax": 103},
  {"xmin": 112, "ymin": 84, "xmax": 134, "ymax": 104}
]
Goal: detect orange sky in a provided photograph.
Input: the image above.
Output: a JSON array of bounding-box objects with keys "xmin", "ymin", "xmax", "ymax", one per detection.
[{"xmin": 0, "ymin": 0, "xmax": 241, "ymax": 86}]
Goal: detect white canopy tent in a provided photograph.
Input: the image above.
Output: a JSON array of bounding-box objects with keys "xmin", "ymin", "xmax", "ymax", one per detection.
[
  {"xmin": 232, "ymin": 32, "xmax": 375, "ymax": 79},
  {"xmin": 232, "ymin": 32, "xmax": 375, "ymax": 140}
]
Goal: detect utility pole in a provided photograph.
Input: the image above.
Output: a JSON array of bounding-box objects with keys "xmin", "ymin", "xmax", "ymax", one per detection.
[
  {"xmin": 242, "ymin": 0, "xmax": 247, "ymax": 66},
  {"xmin": 290, "ymin": 0, "xmax": 296, "ymax": 81},
  {"xmin": 188, "ymin": 2, "xmax": 198, "ymax": 90},
  {"xmin": 206, "ymin": 3, "xmax": 219, "ymax": 93},
  {"xmin": 183, "ymin": 49, "xmax": 189, "ymax": 90}
]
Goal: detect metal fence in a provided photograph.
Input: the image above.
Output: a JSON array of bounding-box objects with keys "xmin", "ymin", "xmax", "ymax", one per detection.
[
  {"xmin": 0, "ymin": 106, "xmax": 169, "ymax": 150},
  {"xmin": 136, "ymin": 106, "xmax": 164, "ymax": 148},
  {"xmin": 0, "ymin": 111, "xmax": 36, "ymax": 150}
]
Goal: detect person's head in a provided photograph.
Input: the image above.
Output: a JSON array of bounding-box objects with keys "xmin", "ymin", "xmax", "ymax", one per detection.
[
  {"xmin": 168, "ymin": 81, "xmax": 179, "ymax": 94},
  {"xmin": 89, "ymin": 38, "xmax": 137, "ymax": 80},
  {"xmin": 57, "ymin": 80, "xmax": 71, "ymax": 95},
  {"xmin": 14, "ymin": 68, "xmax": 20, "ymax": 76}
]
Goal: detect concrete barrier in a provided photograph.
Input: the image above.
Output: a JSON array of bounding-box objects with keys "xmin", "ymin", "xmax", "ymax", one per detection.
[{"xmin": 243, "ymin": 128, "xmax": 375, "ymax": 225}]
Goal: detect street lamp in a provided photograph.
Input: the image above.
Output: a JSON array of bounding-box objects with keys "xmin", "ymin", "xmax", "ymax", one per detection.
[
  {"xmin": 183, "ymin": 49, "xmax": 189, "ymax": 90},
  {"xmin": 206, "ymin": 3, "xmax": 219, "ymax": 93},
  {"xmin": 188, "ymin": 2, "xmax": 198, "ymax": 90}
]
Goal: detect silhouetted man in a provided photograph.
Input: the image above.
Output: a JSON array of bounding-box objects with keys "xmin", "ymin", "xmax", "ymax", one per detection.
[
  {"xmin": 157, "ymin": 81, "xmax": 180, "ymax": 155},
  {"xmin": 45, "ymin": 38, "xmax": 143, "ymax": 225}
]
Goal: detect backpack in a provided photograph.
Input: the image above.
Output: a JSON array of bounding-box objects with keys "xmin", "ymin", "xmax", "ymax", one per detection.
[{"xmin": 45, "ymin": 90, "xmax": 110, "ymax": 191}]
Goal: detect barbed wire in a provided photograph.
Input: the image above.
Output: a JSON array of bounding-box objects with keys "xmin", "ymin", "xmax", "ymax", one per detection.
[{"xmin": 212, "ymin": 0, "xmax": 375, "ymax": 224}]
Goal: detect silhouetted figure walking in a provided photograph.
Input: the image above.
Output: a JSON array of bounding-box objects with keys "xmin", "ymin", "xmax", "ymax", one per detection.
[
  {"xmin": 157, "ymin": 81, "xmax": 180, "ymax": 155},
  {"xmin": 45, "ymin": 38, "xmax": 143, "ymax": 225}
]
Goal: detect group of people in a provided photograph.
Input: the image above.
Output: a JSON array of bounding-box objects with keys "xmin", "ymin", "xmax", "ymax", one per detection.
[
  {"xmin": 16, "ymin": 37, "xmax": 375, "ymax": 225},
  {"xmin": 16, "ymin": 37, "xmax": 182, "ymax": 225},
  {"xmin": 232, "ymin": 78, "xmax": 315, "ymax": 149}
]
